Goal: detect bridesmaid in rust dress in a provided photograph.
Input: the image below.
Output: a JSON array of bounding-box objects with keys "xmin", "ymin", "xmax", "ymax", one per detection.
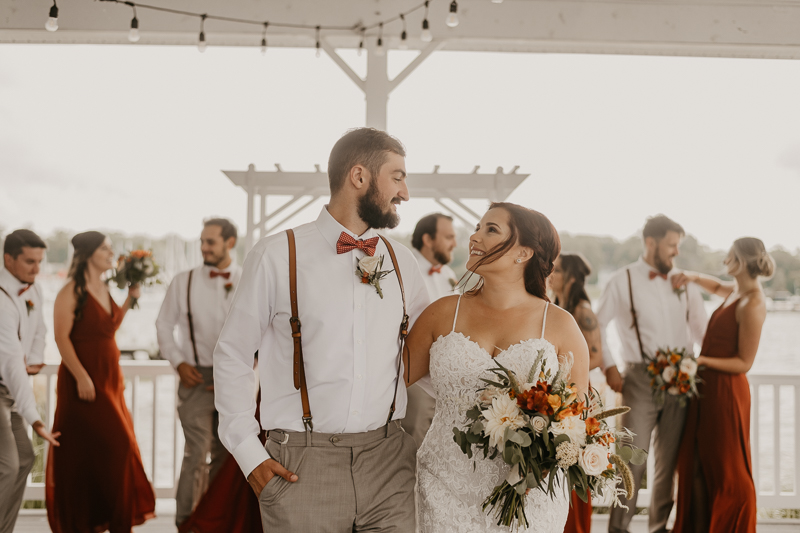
[
  {"xmin": 47, "ymin": 231, "xmax": 155, "ymax": 533},
  {"xmin": 671, "ymin": 237, "xmax": 774, "ymax": 533},
  {"xmin": 549, "ymin": 253, "xmax": 603, "ymax": 533}
]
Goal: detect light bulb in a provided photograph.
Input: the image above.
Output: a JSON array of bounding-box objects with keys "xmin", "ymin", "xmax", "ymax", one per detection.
[
  {"xmin": 261, "ymin": 38, "xmax": 267, "ymax": 55},
  {"xmin": 492, "ymin": 0, "xmax": 504, "ymax": 3},
  {"xmin": 128, "ymin": 17, "xmax": 140, "ymax": 43},
  {"xmin": 375, "ymin": 38, "xmax": 385, "ymax": 57},
  {"xmin": 45, "ymin": 3, "xmax": 58, "ymax": 32},
  {"xmin": 357, "ymin": 42, "xmax": 363, "ymax": 56},
  {"xmin": 198, "ymin": 32, "xmax": 207, "ymax": 53},
  {"xmin": 420, "ymin": 19, "xmax": 432, "ymax": 42},
  {"xmin": 445, "ymin": 12, "xmax": 459, "ymax": 28},
  {"xmin": 446, "ymin": 1, "xmax": 459, "ymax": 28},
  {"xmin": 399, "ymin": 30, "xmax": 408, "ymax": 50},
  {"xmin": 315, "ymin": 48, "xmax": 321, "ymax": 58}
]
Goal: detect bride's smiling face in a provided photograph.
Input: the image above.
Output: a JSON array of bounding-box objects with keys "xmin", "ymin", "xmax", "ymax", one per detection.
[{"xmin": 467, "ymin": 208, "xmax": 528, "ymax": 273}]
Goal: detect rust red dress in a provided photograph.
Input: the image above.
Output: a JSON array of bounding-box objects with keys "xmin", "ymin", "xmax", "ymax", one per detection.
[
  {"xmin": 673, "ymin": 297, "xmax": 757, "ymax": 533},
  {"xmin": 563, "ymin": 490, "xmax": 592, "ymax": 533},
  {"xmin": 46, "ymin": 294, "xmax": 156, "ymax": 533}
]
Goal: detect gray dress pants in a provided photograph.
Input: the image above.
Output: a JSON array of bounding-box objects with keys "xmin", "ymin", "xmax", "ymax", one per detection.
[
  {"xmin": 175, "ymin": 366, "xmax": 229, "ymax": 526},
  {"xmin": 259, "ymin": 420, "xmax": 417, "ymax": 533},
  {"xmin": 0, "ymin": 384, "xmax": 35, "ymax": 533},
  {"xmin": 609, "ymin": 363, "xmax": 687, "ymax": 533},
  {"xmin": 403, "ymin": 383, "xmax": 436, "ymax": 450}
]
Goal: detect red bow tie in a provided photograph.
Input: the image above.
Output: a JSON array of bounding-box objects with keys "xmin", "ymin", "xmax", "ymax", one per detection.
[
  {"xmin": 210, "ymin": 271, "xmax": 231, "ymax": 280},
  {"xmin": 649, "ymin": 271, "xmax": 668, "ymax": 281},
  {"xmin": 428, "ymin": 264, "xmax": 443, "ymax": 276},
  {"xmin": 336, "ymin": 232, "xmax": 379, "ymax": 257},
  {"xmin": 18, "ymin": 284, "xmax": 32, "ymax": 296}
]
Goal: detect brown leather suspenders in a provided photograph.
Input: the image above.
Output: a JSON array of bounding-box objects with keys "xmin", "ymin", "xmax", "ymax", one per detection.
[
  {"xmin": 285, "ymin": 229, "xmax": 409, "ymax": 436},
  {"xmin": 186, "ymin": 270, "xmax": 200, "ymax": 365},
  {"xmin": 0, "ymin": 287, "xmax": 21, "ymax": 340},
  {"xmin": 626, "ymin": 269, "xmax": 647, "ymax": 359}
]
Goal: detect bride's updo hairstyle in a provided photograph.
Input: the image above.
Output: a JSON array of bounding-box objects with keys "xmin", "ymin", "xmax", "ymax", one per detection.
[
  {"xmin": 730, "ymin": 237, "xmax": 775, "ymax": 280},
  {"xmin": 467, "ymin": 202, "xmax": 561, "ymax": 301},
  {"xmin": 68, "ymin": 231, "xmax": 107, "ymax": 322}
]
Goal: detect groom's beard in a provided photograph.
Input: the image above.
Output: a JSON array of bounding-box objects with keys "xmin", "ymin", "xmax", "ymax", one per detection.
[
  {"xmin": 358, "ymin": 180, "xmax": 401, "ymax": 230},
  {"xmin": 654, "ymin": 251, "xmax": 673, "ymax": 275}
]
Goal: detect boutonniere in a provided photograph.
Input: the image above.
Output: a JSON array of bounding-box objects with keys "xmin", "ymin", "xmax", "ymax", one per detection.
[
  {"xmin": 25, "ymin": 300, "xmax": 34, "ymax": 316},
  {"xmin": 224, "ymin": 282, "xmax": 234, "ymax": 298},
  {"xmin": 673, "ymin": 286, "xmax": 686, "ymax": 299},
  {"xmin": 356, "ymin": 255, "xmax": 394, "ymax": 299}
]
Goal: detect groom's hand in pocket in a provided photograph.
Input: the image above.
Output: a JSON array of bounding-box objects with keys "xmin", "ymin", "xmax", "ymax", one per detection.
[{"xmin": 247, "ymin": 458, "xmax": 298, "ymax": 496}]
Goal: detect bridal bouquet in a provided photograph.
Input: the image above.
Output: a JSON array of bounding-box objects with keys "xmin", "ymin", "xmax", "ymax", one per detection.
[
  {"xmin": 111, "ymin": 250, "xmax": 161, "ymax": 309},
  {"xmin": 644, "ymin": 347, "xmax": 700, "ymax": 407},
  {"xmin": 453, "ymin": 351, "xmax": 646, "ymax": 530}
]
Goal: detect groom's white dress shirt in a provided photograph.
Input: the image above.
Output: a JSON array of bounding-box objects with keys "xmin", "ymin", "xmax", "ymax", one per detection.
[
  {"xmin": 156, "ymin": 263, "xmax": 242, "ymax": 368},
  {"xmin": 0, "ymin": 268, "xmax": 45, "ymax": 425},
  {"xmin": 214, "ymin": 207, "xmax": 430, "ymax": 478},
  {"xmin": 596, "ymin": 258, "xmax": 707, "ymax": 369}
]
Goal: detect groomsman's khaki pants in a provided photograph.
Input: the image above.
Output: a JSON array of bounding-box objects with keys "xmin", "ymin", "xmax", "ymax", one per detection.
[
  {"xmin": 259, "ymin": 420, "xmax": 417, "ymax": 533},
  {"xmin": 0, "ymin": 384, "xmax": 35, "ymax": 533},
  {"xmin": 175, "ymin": 366, "xmax": 229, "ymax": 527},
  {"xmin": 609, "ymin": 363, "xmax": 687, "ymax": 533},
  {"xmin": 403, "ymin": 383, "xmax": 436, "ymax": 450}
]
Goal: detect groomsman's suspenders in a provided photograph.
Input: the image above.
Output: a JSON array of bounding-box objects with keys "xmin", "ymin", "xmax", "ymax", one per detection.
[
  {"xmin": 0, "ymin": 287, "xmax": 21, "ymax": 340},
  {"xmin": 186, "ymin": 270, "xmax": 200, "ymax": 364},
  {"xmin": 285, "ymin": 229, "xmax": 409, "ymax": 442},
  {"xmin": 626, "ymin": 268, "xmax": 691, "ymax": 361}
]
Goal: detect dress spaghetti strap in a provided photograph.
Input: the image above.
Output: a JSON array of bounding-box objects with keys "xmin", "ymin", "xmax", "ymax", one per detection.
[
  {"xmin": 540, "ymin": 302, "xmax": 549, "ymax": 339},
  {"xmin": 452, "ymin": 294, "xmax": 463, "ymax": 333}
]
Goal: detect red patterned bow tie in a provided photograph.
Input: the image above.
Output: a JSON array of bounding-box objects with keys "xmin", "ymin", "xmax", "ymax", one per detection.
[
  {"xmin": 210, "ymin": 271, "xmax": 231, "ymax": 280},
  {"xmin": 336, "ymin": 232, "xmax": 379, "ymax": 256},
  {"xmin": 18, "ymin": 284, "xmax": 32, "ymax": 296},
  {"xmin": 649, "ymin": 271, "xmax": 668, "ymax": 281},
  {"xmin": 428, "ymin": 264, "xmax": 443, "ymax": 276}
]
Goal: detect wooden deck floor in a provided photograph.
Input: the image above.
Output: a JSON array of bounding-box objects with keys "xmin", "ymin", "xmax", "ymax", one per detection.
[{"xmin": 14, "ymin": 505, "xmax": 800, "ymax": 532}]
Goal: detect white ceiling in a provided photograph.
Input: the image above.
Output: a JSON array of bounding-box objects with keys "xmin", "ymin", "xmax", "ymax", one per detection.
[{"xmin": 2, "ymin": 0, "xmax": 800, "ymax": 59}]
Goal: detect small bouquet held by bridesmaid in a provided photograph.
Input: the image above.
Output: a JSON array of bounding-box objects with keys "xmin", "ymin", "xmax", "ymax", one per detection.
[
  {"xmin": 644, "ymin": 347, "xmax": 700, "ymax": 407},
  {"xmin": 111, "ymin": 250, "xmax": 161, "ymax": 309},
  {"xmin": 452, "ymin": 351, "xmax": 647, "ymax": 531}
]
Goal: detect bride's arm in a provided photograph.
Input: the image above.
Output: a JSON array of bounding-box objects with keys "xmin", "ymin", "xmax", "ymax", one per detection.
[{"xmin": 403, "ymin": 296, "xmax": 458, "ymax": 386}]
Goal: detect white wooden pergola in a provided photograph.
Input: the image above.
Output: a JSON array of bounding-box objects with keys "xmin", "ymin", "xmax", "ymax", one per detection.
[{"xmin": 223, "ymin": 164, "xmax": 528, "ymax": 250}]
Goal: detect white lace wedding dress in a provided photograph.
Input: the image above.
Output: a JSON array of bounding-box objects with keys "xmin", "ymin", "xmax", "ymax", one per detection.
[{"xmin": 416, "ymin": 296, "xmax": 569, "ymax": 532}]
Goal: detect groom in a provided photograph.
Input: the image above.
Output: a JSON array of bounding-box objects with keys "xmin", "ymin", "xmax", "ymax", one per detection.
[{"xmin": 213, "ymin": 128, "xmax": 430, "ymax": 532}]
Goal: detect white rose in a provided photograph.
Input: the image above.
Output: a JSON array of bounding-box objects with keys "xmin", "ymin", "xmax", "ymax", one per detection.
[
  {"xmin": 358, "ymin": 255, "xmax": 382, "ymax": 275},
  {"xmin": 530, "ymin": 415, "xmax": 548, "ymax": 434},
  {"xmin": 661, "ymin": 365, "xmax": 676, "ymax": 384},
  {"xmin": 549, "ymin": 416, "xmax": 587, "ymax": 444},
  {"xmin": 579, "ymin": 444, "xmax": 609, "ymax": 477},
  {"xmin": 679, "ymin": 357, "xmax": 698, "ymax": 377},
  {"xmin": 144, "ymin": 262, "xmax": 155, "ymax": 276}
]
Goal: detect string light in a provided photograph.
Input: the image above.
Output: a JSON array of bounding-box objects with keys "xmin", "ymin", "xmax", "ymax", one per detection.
[
  {"xmin": 45, "ymin": 1, "xmax": 59, "ymax": 32},
  {"xmin": 446, "ymin": 1, "xmax": 459, "ymax": 28},
  {"xmin": 420, "ymin": 1, "xmax": 433, "ymax": 42},
  {"xmin": 128, "ymin": 5, "xmax": 140, "ymax": 43},
  {"xmin": 357, "ymin": 27, "xmax": 365, "ymax": 56},
  {"xmin": 261, "ymin": 22, "xmax": 268, "ymax": 55},
  {"xmin": 399, "ymin": 14, "xmax": 408, "ymax": 50},
  {"xmin": 315, "ymin": 26, "xmax": 321, "ymax": 57},
  {"xmin": 375, "ymin": 22, "xmax": 385, "ymax": 57},
  {"xmin": 198, "ymin": 14, "xmax": 207, "ymax": 53}
]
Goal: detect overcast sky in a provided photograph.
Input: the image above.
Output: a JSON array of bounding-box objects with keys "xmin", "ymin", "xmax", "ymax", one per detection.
[{"xmin": 1, "ymin": 44, "xmax": 799, "ymax": 251}]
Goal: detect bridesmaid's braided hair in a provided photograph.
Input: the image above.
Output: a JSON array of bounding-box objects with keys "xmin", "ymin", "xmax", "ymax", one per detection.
[
  {"xmin": 68, "ymin": 231, "xmax": 106, "ymax": 322},
  {"xmin": 465, "ymin": 202, "xmax": 561, "ymax": 301}
]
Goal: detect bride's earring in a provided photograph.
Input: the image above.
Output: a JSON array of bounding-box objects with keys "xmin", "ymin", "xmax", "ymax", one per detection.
[{"xmin": 515, "ymin": 258, "xmax": 522, "ymax": 263}]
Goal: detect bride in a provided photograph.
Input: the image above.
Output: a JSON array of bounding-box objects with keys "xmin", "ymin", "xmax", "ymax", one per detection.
[{"xmin": 405, "ymin": 202, "xmax": 589, "ymax": 532}]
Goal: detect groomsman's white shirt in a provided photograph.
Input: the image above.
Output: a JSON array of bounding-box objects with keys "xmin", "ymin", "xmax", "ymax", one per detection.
[
  {"xmin": 411, "ymin": 248, "xmax": 459, "ymax": 301},
  {"xmin": 596, "ymin": 258, "xmax": 707, "ymax": 369},
  {"xmin": 156, "ymin": 263, "xmax": 242, "ymax": 368},
  {"xmin": 214, "ymin": 207, "xmax": 430, "ymax": 478},
  {"xmin": 0, "ymin": 268, "xmax": 45, "ymax": 425},
  {"xmin": 411, "ymin": 248, "xmax": 458, "ymax": 398}
]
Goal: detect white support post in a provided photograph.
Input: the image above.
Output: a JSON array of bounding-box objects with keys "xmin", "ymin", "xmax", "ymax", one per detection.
[
  {"xmin": 365, "ymin": 46, "xmax": 390, "ymax": 131},
  {"xmin": 259, "ymin": 193, "xmax": 267, "ymax": 241}
]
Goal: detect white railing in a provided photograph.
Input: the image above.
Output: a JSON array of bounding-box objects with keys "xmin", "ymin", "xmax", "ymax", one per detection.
[{"xmin": 23, "ymin": 364, "xmax": 800, "ymax": 510}]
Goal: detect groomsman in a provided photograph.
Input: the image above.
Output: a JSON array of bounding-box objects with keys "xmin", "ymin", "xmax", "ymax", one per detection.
[
  {"xmin": 214, "ymin": 128, "xmax": 429, "ymax": 532},
  {"xmin": 405, "ymin": 213, "xmax": 458, "ymax": 449},
  {"xmin": 596, "ymin": 215, "xmax": 707, "ymax": 533},
  {"xmin": 0, "ymin": 230, "xmax": 60, "ymax": 533},
  {"xmin": 155, "ymin": 218, "xmax": 241, "ymax": 527}
]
